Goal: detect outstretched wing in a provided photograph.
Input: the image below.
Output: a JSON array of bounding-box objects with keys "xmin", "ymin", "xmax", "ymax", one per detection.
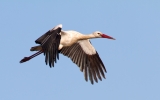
[
  {"xmin": 35, "ymin": 25, "xmax": 62, "ymax": 67},
  {"xmin": 60, "ymin": 40, "xmax": 107, "ymax": 84}
]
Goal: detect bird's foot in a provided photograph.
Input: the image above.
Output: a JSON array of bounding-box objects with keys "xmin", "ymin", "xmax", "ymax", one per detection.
[{"xmin": 20, "ymin": 57, "xmax": 31, "ymax": 63}]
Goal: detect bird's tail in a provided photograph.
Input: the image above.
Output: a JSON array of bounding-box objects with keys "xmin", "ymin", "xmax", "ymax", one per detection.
[{"xmin": 30, "ymin": 45, "xmax": 42, "ymax": 51}]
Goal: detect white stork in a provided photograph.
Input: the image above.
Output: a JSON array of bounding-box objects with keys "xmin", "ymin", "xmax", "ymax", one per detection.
[{"xmin": 20, "ymin": 24, "xmax": 115, "ymax": 84}]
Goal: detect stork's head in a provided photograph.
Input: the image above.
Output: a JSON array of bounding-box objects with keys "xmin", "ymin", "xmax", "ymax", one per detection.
[{"xmin": 93, "ymin": 31, "xmax": 115, "ymax": 40}]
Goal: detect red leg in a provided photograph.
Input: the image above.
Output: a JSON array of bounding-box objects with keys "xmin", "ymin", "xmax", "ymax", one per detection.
[{"xmin": 20, "ymin": 50, "xmax": 43, "ymax": 63}]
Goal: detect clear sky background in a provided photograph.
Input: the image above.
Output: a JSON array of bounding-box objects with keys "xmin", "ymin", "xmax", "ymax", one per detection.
[{"xmin": 0, "ymin": 1, "xmax": 160, "ymax": 100}]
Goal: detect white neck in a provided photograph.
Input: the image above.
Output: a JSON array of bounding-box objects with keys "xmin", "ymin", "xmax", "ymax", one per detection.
[{"xmin": 79, "ymin": 34, "xmax": 96, "ymax": 40}]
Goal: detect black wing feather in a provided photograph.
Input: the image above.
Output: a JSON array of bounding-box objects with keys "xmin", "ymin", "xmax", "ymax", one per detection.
[
  {"xmin": 60, "ymin": 41, "xmax": 107, "ymax": 84},
  {"xmin": 35, "ymin": 27, "xmax": 61, "ymax": 67}
]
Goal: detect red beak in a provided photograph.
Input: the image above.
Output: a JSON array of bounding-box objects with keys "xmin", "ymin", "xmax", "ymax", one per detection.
[{"xmin": 101, "ymin": 34, "xmax": 115, "ymax": 40}]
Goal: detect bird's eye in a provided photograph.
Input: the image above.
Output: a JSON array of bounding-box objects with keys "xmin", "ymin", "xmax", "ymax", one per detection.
[{"xmin": 97, "ymin": 33, "xmax": 100, "ymax": 34}]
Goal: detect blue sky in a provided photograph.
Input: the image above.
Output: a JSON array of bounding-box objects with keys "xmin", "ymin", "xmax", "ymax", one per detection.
[{"xmin": 0, "ymin": 1, "xmax": 160, "ymax": 100}]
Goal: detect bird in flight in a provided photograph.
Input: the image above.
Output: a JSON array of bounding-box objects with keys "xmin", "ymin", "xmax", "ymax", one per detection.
[{"xmin": 20, "ymin": 24, "xmax": 115, "ymax": 84}]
